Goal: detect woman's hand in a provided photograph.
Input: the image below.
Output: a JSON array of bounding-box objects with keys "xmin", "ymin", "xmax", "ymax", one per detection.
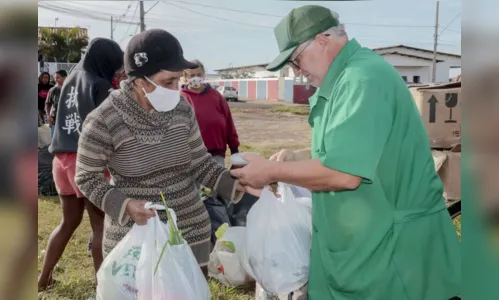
[
  {"xmin": 237, "ymin": 183, "xmax": 263, "ymax": 197},
  {"xmin": 125, "ymin": 200, "xmax": 156, "ymax": 225}
]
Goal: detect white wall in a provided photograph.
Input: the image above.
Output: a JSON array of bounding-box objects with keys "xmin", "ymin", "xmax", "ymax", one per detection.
[
  {"xmin": 253, "ymin": 69, "xmax": 280, "ymax": 78},
  {"xmin": 205, "ymin": 74, "xmax": 222, "ymax": 81},
  {"xmin": 396, "ymin": 66, "xmax": 431, "ymax": 83},
  {"xmin": 374, "ymin": 47, "xmax": 461, "ymax": 83}
]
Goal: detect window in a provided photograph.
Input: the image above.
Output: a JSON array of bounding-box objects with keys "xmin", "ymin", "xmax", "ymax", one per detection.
[
  {"xmin": 402, "ymin": 76, "xmax": 407, "ymax": 82},
  {"xmin": 413, "ymin": 76, "xmax": 420, "ymax": 83}
]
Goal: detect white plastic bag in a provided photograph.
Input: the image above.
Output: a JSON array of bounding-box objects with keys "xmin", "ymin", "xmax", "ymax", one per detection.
[
  {"xmin": 136, "ymin": 204, "xmax": 211, "ymax": 300},
  {"xmin": 96, "ymin": 203, "xmax": 166, "ymax": 300},
  {"xmin": 245, "ymin": 183, "xmax": 312, "ymax": 295},
  {"xmin": 208, "ymin": 226, "xmax": 252, "ymax": 286}
]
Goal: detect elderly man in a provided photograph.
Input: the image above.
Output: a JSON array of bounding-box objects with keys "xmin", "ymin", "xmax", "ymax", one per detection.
[{"xmin": 232, "ymin": 5, "xmax": 461, "ymax": 300}]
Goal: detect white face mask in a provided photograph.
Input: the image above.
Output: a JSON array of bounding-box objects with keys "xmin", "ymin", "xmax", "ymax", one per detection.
[
  {"xmin": 188, "ymin": 76, "xmax": 204, "ymax": 89},
  {"xmin": 142, "ymin": 77, "xmax": 180, "ymax": 112}
]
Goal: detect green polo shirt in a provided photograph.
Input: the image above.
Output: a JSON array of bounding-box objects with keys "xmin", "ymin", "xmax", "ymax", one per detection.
[{"xmin": 307, "ymin": 39, "xmax": 461, "ymax": 300}]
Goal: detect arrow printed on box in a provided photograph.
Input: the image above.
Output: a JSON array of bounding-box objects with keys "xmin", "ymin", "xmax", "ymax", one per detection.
[{"xmin": 428, "ymin": 95, "xmax": 438, "ymax": 123}]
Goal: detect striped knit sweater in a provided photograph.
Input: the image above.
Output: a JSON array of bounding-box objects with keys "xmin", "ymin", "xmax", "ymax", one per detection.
[{"xmin": 75, "ymin": 86, "xmax": 242, "ymax": 266}]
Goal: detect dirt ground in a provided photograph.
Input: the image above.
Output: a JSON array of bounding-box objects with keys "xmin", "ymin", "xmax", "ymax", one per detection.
[{"xmin": 232, "ymin": 108, "xmax": 311, "ymax": 153}]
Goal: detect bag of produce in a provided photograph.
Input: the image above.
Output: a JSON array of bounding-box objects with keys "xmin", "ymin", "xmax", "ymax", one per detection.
[
  {"xmin": 208, "ymin": 224, "xmax": 252, "ymax": 287},
  {"xmin": 96, "ymin": 208, "xmax": 154, "ymax": 300},
  {"xmin": 245, "ymin": 183, "xmax": 312, "ymax": 295},
  {"xmin": 136, "ymin": 193, "xmax": 211, "ymax": 300}
]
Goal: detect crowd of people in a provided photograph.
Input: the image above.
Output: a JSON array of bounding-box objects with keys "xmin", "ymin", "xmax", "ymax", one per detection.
[
  {"xmin": 37, "ymin": 4, "xmax": 461, "ymax": 300},
  {"xmin": 37, "ymin": 31, "xmax": 245, "ymax": 293}
]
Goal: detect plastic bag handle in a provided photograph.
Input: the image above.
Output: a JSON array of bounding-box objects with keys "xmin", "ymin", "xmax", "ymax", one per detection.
[{"xmin": 144, "ymin": 202, "xmax": 166, "ymax": 211}]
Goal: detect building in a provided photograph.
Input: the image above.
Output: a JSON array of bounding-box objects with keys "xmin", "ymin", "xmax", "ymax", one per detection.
[
  {"xmin": 372, "ymin": 45, "xmax": 461, "ymax": 83},
  {"xmin": 213, "ymin": 45, "xmax": 461, "ymax": 84},
  {"xmin": 214, "ymin": 64, "xmax": 294, "ymax": 79},
  {"xmin": 205, "ymin": 73, "xmax": 222, "ymax": 81},
  {"xmin": 209, "ymin": 45, "xmax": 461, "ymax": 103}
]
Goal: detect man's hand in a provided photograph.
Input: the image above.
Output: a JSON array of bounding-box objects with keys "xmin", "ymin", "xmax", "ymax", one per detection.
[
  {"xmin": 231, "ymin": 153, "xmax": 275, "ymax": 188},
  {"xmin": 270, "ymin": 148, "xmax": 312, "ymax": 162},
  {"xmin": 125, "ymin": 200, "xmax": 156, "ymax": 225},
  {"xmin": 269, "ymin": 149, "xmax": 296, "ymax": 162}
]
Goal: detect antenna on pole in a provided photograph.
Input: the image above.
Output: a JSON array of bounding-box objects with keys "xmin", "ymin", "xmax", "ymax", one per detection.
[{"xmin": 431, "ymin": 1, "xmax": 440, "ymax": 83}]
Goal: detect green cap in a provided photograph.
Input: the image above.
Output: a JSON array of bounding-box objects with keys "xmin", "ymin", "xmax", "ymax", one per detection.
[{"xmin": 266, "ymin": 5, "xmax": 339, "ymax": 72}]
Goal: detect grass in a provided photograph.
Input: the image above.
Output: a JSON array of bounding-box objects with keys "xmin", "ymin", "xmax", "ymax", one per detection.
[
  {"xmin": 231, "ymin": 104, "xmax": 310, "ymax": 116},
  {"xmin": 37, "ymin": 196, "xmax": 256, "ymax": 300},
  {"xmin": 37, "ymin": 195, "xmax": 462, "ymax": 300},
  {"xmin": 453, "ymin": 215, "xmax": 462, "ymax": 240},
  {"xmin": 270, "ymin": 105, "xmax": 310, "ymax": 115}
]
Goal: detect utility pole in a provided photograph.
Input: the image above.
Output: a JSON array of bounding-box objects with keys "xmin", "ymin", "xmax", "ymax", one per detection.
[
  {"xmin": 139, "ymin": 1, "xmax": 146, "ymax": 32},
  {"xmin": 431, "ymin": 0, "xmax": 440, "ymax": 83},
  {"xmin": 110, "ymin": 16, "xmax": 114, "ymax": 39}
]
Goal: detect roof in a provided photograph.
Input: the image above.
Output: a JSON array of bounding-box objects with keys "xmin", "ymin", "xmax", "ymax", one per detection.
[
  {"xmin": 372, "ymin": 45, "xmax": 461, "ymax": 58},
  {"xmin": 214, "ymin": 63, "xmax": 271, "ymax": 72},
  {"xmin": 379, "ymin": 51, "xmax": 444, "ymax": 62}
]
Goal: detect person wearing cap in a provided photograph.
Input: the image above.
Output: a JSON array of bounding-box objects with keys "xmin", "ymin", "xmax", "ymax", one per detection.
[
  {"xmin": 39, "ymin": 37, "xmax": 123, "ymax": 292},
  {"xmin": 75, "ymin": 29, "xmax": 249, "ymax": 275},
  {"xmin": 231, "ymin": 5, "xmax": 461, "ymax": 300},
  {"xmin": 181, "ymin": 59, "xmax": 240, "ymax": 168}
]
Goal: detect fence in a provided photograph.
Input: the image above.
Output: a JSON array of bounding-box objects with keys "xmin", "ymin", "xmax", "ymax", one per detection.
[
  {"xmin": 38, "ymin": 62, "xmax": 77, "ymax": 76},
  {"xmin": 206, "ymin": 78, "xmax": 316, "ymax": 104}
]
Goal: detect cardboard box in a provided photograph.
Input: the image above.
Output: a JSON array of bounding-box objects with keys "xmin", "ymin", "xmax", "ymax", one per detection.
[
  {"xmin": 432, "ymin": 144, "xmax": 461, "ymax": 201},
  {"xmin": 410, "ymin": 82, "xmax": 461, "ymax": 149}
]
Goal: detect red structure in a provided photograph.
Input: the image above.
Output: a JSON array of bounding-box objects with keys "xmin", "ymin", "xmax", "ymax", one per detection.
[
  {"xmin": 267, "ymin": 80, "xmax": 279, "ymax": 100},
  {"xmin": 293, "ymin": 84, "xmax": 316, "ymax": 104}
]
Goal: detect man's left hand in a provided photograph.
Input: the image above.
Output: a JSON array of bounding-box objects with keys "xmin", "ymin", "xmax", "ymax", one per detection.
[{"xmin": 230, "ymin": 153, "xmax": 275, "ymax": 188}]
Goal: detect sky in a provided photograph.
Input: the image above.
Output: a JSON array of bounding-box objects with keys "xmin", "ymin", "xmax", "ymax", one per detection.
[{"xmin": 38, "ymin": 0, "xmax": 462, "ymax": 74}]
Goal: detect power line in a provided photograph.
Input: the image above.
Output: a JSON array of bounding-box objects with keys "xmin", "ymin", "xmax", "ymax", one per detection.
[
  {"xmin": 160, "ymin": 1, "xmax": 274, "ymax": 29},
  {"xmin": 119, "ymin": 2, "xmax": 139, "ymax": 43},
  {"xmin": 51, "ymin": 0, "xmax": 438, "ymax": 30},
  {"xmin": 48, "ymin": 1, "xmax": 213, "ymax": 29},
  {"xmin": 145, "ymin": 1, "xmax": 160, "ymax": 14},
  {"xmin": 38, "ymin": 2, "xmax": 140, "ymax": 25},
  {"xmin": 442, "ymin": 28, "xmax": 460, "ymax": 34},
  {"xmin": 439, "ymin": 13, "xmax": 460, "ymax": 36},
  {"xmin": 161, "ymin": 0, "xmax": 435, "ymax": 28},
  {"xmin": 162, "ymin": 0, "xmax": 282, "ymax": 17}
]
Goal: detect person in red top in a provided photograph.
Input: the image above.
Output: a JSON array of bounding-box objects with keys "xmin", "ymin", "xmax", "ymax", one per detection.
[{"xmin": 181, "ymin": 59, "xmax": 240, "ymax": 167}]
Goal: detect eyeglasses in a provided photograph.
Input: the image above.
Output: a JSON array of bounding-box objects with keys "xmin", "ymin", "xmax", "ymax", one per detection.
[
  {"xmin": 287, "ymin": 40, "xmax": 312, "ymax": 69},
  {"xmin": 287, "ymin": 34, "xmax": 330, "ymax": 70}
]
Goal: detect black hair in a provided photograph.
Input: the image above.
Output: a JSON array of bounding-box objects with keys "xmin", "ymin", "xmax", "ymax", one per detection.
[
  {"xmin": 55, "ymin": 69, "xmax": 68, "ymax": 77},
  {"xmin": 38, "ymin": 71, "xmax": 50, "ymax": 82}
]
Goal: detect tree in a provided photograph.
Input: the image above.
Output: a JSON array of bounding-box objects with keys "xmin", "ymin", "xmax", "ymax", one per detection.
[{"xmin": 38, "ymin": 27, "xmax": 89, "ymax": 63}]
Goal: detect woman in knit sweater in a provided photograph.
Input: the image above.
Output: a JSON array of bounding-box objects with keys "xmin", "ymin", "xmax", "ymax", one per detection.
[{"xmin": 74, "ymin": 29, "xmax": 247, "ymax": 273}]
